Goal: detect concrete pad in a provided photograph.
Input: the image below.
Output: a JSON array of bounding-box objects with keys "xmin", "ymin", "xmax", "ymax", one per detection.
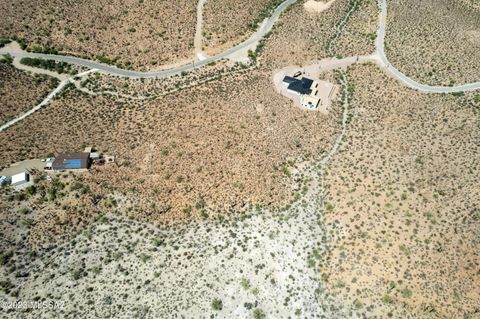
[{"xmin": 0, "ymin": 159, "xmax": 46, "ymax": 177}]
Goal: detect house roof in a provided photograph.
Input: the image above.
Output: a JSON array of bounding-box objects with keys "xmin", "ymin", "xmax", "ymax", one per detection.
[
  {"xmin": 282, "ymin": 76, "xmax": 297, "ymax": 84},
  {"xmin": 301, "ymin": 77, "xmax": 314, "ymax": 88},
  {"xmin": 52, "ymin": 152, "xmax": 90, "ymax": 170},
  {"xmin": 284, "ymin": 76, "xmax": 315, "ymax": 95},
  {"xmin": 288, "ymin": 81, "xmax": 312, "ymax": 95}
]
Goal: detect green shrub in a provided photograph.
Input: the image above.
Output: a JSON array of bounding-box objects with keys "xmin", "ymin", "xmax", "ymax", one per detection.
[
  {"xmin": 0, "ymin": 251, "xmax": 13, "ymax": 265},
  {"xmin": 211, "ymin": 298, "xmax": 223, "ymax": 311},
  {"xmin": 241, "ymin": 278, "xmax": 250, "ymax": 290},
  {"xmin": 20, "ymin": 57, "xmax": 71, "ymax": 74},
  {"xmin": 18, "ymin": 207, "xmax": 30, "ymax": 214},
  {"xmin": 25, "ymin": 185, "xmax": 36, "ymax": 195},
  {"xmin": 402, "ymin": 288, "xmax": 413, "ymax": 298},
  {"xmin": 382, "ymin": 294, "xmax": 392, "ymax": 304},
  {"xmin": 1, "ymin": 53, "xmax": 13, "ymax": 64},
  {"xmin": 253, "ymin": 309, "xmax": 266, "ymax": 319},
  {"xmin": 0, "ymin": 37, "xmax": 11, "ymax": 48}
]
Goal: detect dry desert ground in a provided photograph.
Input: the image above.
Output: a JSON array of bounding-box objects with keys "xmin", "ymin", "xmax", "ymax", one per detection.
[
  {"xmin": 0, "ymin": 63, "xmax": 58, "ymax": 124},
  {"xmin": 0, "ymin": 0, "xmax": 479, "ymax": 318},
  {"xmin": 0, "ymin": 0, "xmax": 198, "ymax": 69},
  {"xmin": 385, "ymin": 0, "xmax": 480, "ymax": 86}
]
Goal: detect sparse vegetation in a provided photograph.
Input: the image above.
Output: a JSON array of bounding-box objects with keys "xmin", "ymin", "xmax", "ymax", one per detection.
[
  {"xmin": 0, "ymin": 63, "xmax": 58, "ymax": 124},
  {"xmin": 0, "ymin": 1, "xmax": 478, "ymax": 318},
  {"xmin": 386, "ymin": 0, "xmax": 480, "ymax": 85},
  {"xmin": 20, "ymin": 57, "xmax": 76, "ymax": 74},
  {"xmin": 211, "ymin": 298, "xmax": 223, "ymax": 310}
]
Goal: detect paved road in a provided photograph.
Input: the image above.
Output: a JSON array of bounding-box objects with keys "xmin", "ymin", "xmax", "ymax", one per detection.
[
  {"xmin": 1, "ymin": 0, "xmax": 478, "ymax": 91},
  {"xmin": 0, "ymin": 0, "xmax": 298, "ymax": 79},
  {"xmin": 376, "ymin": 0, "xmax": 480, "ymax": 93}
]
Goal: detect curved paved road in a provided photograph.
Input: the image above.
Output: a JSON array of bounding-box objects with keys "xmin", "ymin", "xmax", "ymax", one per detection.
[
  {"xmin": 1, "ymin": 0, "xmax": 478, "ymax": 92},
  {"xmin": 376, "ymin": 0, "xmax": 480, "ymax": 93},
  {"xmin": 0, "ymin": 0, "xmax": 297, "ymax": 79}
]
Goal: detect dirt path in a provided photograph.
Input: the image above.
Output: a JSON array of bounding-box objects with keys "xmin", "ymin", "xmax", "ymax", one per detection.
[
  {"xmin": 194, "ymin": 0, "xmax": 208, "ymax": 61},
  {"xmin": 75, "ymin": 84, "xmax": 149, "ymax": 100},
  {"xmin": 0, "ymin": 69, "xmax": 97, "ymax": 132},
  {"xmin": 316, "ymin": 70, "xmax": 351, "ymax": 219}
]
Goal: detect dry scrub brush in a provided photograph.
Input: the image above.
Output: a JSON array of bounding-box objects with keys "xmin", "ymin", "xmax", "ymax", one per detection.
[
  {"xmin": 385, "ymin": 0, "xmax": 480, "ymax": 86},
  {"xmin": 321, "ymin": 63, "xmax": 480, "ymax": 318},
  {"xmin": 0, "ymin": 63, "xmax": 58, "ymax": 125},
  {"xmin": 0, "ymin": 0, "xmax": 197, "ymax": 69}
]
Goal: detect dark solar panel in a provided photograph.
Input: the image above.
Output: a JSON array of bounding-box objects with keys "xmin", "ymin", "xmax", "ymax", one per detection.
[{"xmin": 301, "ymin": 78, "xmax": 314, "ymax": 87}]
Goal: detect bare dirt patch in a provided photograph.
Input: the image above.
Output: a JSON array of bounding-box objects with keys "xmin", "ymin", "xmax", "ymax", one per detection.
[{"xmin": 303, "ymin": 0, "xmax": 336, "ymax": 13}]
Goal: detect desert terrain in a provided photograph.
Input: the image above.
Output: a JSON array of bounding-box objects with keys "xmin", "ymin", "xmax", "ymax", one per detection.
[
  {"xmin": 0, "ymin": 0, "xmax": 479, "ymax": 318},
  {"xmin": 0, "ymin": 55, "xmax": 342, "ymax": 223},
  {"xmin": 0, "ymin": 63, "xmax": 58, "ymax": 124},
  {"xmin": 322, "ymin": 63, "xmax": 480, "ymax": 318},
  {"xmin": 0, "ymin": 0, "xmax": 197, "ymax": 69},
  {"xmin": 385, "ymin": 0, "xmax": 480, "ymax": 86},
  {"xmin": 202, "ymin": 0, "xmax": 273, "ymax": 54}
]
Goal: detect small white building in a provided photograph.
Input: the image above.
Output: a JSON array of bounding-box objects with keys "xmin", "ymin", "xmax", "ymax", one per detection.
[
  {"xmin": 89, "ymin": 152, "xmax": 101, "ymax": 160},
  {"xmin": 11, "ymin": 172, "xmax": 30, "ymax": 187}
]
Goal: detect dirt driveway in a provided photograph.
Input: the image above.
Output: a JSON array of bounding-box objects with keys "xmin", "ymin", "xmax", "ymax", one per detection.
[{"xmin": 0, "ymin": 159, "xmax": 46, "ymax": 176}]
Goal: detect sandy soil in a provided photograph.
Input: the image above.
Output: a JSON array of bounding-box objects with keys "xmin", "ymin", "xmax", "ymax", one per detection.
[
  {"xmin": 385, "ymin": 0, "xmax": 480, "ymax": 85},
  {"xmin": 304, "ymin": 0, "xmax": 337, "ymax": 13},
  {"xmin": 322, "ymin": 63, "xmax": 480, "ymax": 318},
  {"xmin": 194, "ymin": 0, "xmax": 208, "ymax": 61},
  {"xmin": 0, "ymin": 0, "xmax": 198, "ymax": 70},
  {"xmin": 0, "ymin": 159, "xmax": 45, "ymax": 176},
  {"xmin": 0, "ymin": 82, "xmax": 356, "ymax": 316}
]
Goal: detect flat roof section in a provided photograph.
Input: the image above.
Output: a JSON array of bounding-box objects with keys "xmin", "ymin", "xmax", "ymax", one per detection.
[
  {"xmin": 11, "ymin": 172, "xmax": 29, "ymax": 185},
  {"xmin": 301, "ymin": 77, "xmax": 314, "ymax": 88}
]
